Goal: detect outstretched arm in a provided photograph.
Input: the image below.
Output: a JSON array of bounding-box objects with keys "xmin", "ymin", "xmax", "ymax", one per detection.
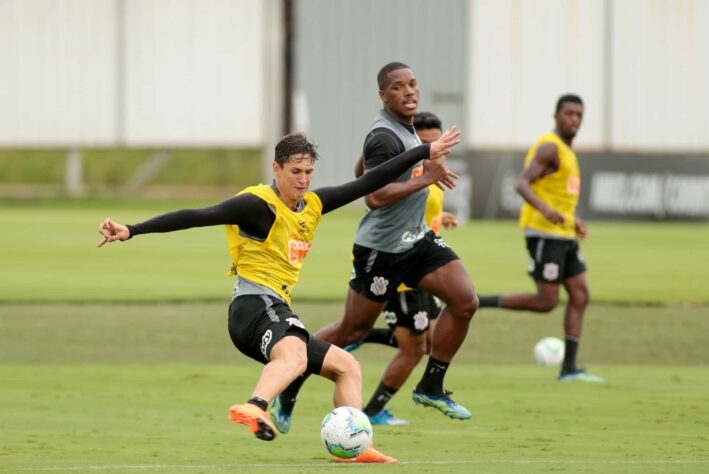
[
  {"xmin": 316, "ymin": 127, "xmax": 461, "ymax": 214},
  {"xmin": 97, "ymin": 194, "xmax": 274, "ymax": 247}
]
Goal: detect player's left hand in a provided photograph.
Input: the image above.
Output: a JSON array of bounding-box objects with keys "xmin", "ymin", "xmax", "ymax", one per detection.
[
  {"xmin": 436, "ymin": 169, "xmax": 460, "ymax": 190},
  {"xmin": 441, "ymin": 212, "xmax": 459, "ymax": 229},
  {"xmin": 97, "ymin": 218, "xmax": 130, "ymax": 247},
  {"xmin": 575, "ymin": 217, "xmax": 588, "ymax": 240},
  {"xmin": 429, "ymin": 126, "xmax": 461, "ymax": 160}
]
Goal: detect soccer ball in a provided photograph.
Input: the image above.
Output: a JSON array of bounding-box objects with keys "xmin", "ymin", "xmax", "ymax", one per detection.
[
  {"xmin": 320, "ymin": 407, "xmax": 373, "ymax": 459},
  {"xmin": 533, "ymin": 337, "xmax": 565, "ymax": 366}
]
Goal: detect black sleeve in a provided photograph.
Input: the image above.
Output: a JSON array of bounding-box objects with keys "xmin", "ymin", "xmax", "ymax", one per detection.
[
  {"xmin": 126, "ymin": 193, "xmax": 275, "ymax": 240},
  {"xmin": 314, "ymin": 144, "xmax": 431, "ymax": 214},
  {"xmin": 362, "ymin": 128, "xmax": 405, "ymax": 169}
]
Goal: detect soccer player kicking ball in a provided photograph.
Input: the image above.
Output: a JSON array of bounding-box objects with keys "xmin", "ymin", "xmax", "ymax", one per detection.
[
  {"xmin": 478, "ymin": 94, "xmax": 603, "ymax": 383},
  {"xmin": 97, "ymin": 130, "xmax": 460, "ymax": 463}
]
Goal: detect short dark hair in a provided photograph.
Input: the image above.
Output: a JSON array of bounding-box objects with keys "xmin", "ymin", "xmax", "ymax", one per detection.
[
  {"xmin": 414, "ymin": 111, "xmax": 442, "ymax": 131},
  {"xmin": 377, "ymin": 61, "xmax": 410, "ymax": 90},
  {"xmin": 274, "ymin": 133, "xmax": 319, "ymax": 165},
  {"xmin": 555, "ymin": 94, "xmax": 584, "ymax": 113}
]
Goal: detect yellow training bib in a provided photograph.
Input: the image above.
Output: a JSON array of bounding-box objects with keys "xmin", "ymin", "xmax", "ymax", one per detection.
[
  {"xmin": 519, "ymin": 132, "xmax": 580, "ymax": 239},
  {"xmin": 225, "ymin": 184, "xmax": 322, "ymax": 305}
]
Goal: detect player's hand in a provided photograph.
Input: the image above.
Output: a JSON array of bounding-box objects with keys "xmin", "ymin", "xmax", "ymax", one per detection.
[
  {"xmin": 441, "ymin": 212, "xmax": 459, "ymax": 229},
  {"xmin": 429, "ymin": 126, "xmax": 461, "ymax": 160},
  {"xmin": 423, "ymin": 158, "xmax": 458, "ymax": 189},
  {"xmin": 542, "ymin": 207, "xmax": 565, "ymax": 225},
  {"xmin": 436, "ymin": 169, "xmax": 460, "ymax": 190},
  {"xmin": 97, "ymin": 218, "xmax": 130, "ymax": 247},
  {"xmin": 575, "ymin": 217, "xmax": 588, "ymax": 240}
]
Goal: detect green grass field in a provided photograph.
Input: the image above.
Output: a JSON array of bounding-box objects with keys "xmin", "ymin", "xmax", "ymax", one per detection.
[{"xmin": 1, "ymin": 200, "xmax": 708, "ymax": 472}]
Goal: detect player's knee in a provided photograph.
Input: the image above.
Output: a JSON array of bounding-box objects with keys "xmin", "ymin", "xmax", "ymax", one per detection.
[
  {"xmin": 535, "ymin": 294, "xmax": 558, "ymax": 312},
  {"xmin": 337, "ymin": 351, "xmax": 361, "ymax": 382},
  {"xmin": 346, "ymin": 326, "xmax": 371, "ymax": 344},
  {"xmin": 571, "ymin": 287, "xmax": 590, "ymax": 309},
  {"xmin": 450, "ymin": 293, "xmax": 478, "ymax": 320}
]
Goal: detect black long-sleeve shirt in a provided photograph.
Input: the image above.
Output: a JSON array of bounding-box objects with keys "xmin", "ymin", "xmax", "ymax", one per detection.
[{"xmin": 127, "ymin": 144, "xmax": 431, "ymax": 240}]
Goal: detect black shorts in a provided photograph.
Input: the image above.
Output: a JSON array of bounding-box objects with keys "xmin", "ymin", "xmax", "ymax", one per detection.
[
  {"xmin": 382, "ymin": 289, "xmax": 442, "ymax": 335},
  {"xmin": 349, "ymin": 230, "xmax": 459, "ymax": 302},
  {"xmin": 227, "ymin": 295, "xmax": 330, "ymax": 375},
  {"xmin": 526, "ymin": 237, "xmax": 586, "ymax": 284}
]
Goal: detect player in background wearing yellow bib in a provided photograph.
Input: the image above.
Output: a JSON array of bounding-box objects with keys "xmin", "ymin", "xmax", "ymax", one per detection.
[
  {"xmin": 97, "ymin": 130, "xmax": 462, "ymax": 463},
  {"xmin": 346, "ymin": 112, "xmax": 461, "ymax": 426},
  {"xmin": 478, "ymin": 94, "xmax": 603, "ymax": 383}
]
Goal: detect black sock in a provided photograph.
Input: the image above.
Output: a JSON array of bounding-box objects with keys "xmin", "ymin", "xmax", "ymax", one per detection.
[
  {"xmin": 363, "ymin": 328, "xmax": 398, "ymax": 348},
  {"xmin": 561, "ymin": 336, "xmax": 579, "ymax": 374},
  {"xmin": 415, "ymin": 357, "xmax": 450, "ymax": 396},
  {"xmin": 279, "ymin": 374, "xmax": 310, "ymax": 413},
  {"xmin": 364, "ymin": 381, "xmax": 398, "ymax": 416},
  {"xmin": 247, "ymin": 396, "xmax": 268, "ymax": 411},
  {"xmin": 478, "ymin": 295, "xmax": 502, "ymax": 308}
]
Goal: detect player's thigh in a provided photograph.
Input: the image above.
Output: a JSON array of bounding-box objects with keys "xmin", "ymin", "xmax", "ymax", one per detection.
[
  {"xmin": 416, "ymin": 259, "xmax": 476, "ymax": 307},
  {"xmin": 228, "ymin": 295, "xmax": 310, "ymax": 364},
  {"xmin": 341, "ymin": 287, "xmax": 387, "ymax": 331}
]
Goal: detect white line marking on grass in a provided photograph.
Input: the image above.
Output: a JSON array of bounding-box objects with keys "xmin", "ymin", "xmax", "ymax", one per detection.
[{"xmin": 18, "ymin": 459, "xmax": 709, "ymax": 471}]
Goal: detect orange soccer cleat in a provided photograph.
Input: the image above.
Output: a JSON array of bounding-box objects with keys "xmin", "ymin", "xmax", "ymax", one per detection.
[
  {"xmin": 332, "ymin": 444, "xmax": 397, "ymax": 464},
  {"xmin": 228, "ymin": 403, "xmax": 277, "ymax": 441}
]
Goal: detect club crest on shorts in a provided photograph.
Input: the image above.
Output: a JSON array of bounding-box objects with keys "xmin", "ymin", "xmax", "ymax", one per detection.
[
  {"xmin": 383, "ymin": 310, "xmax": 397, "ymax": 326},
  {"xmin": 543, "ymin": 262, "xmax": 559, "ymax": 281},
  {"xmin": 260, "ymin": 329, "xmax": 273, "ymax": 358},
  {"xmin": 413, "ymin": 311, "xmax": 429, "ymax": 331},
  {"xmin": 370, "ymin": 276, "xmax": 389, "ymax": 296}
]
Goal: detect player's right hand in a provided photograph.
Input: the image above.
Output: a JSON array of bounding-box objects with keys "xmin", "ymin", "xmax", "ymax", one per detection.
[
  {"xmin": 543, "ymin": 208, "xmax": 565, "ymax": 225},
  {"xmin": 97, "ymin": 218, "xmax": 130, "ymax": 247},
  {"xmin": 429, "ymin": 126, "xmax": 461, "ymax": 160}
]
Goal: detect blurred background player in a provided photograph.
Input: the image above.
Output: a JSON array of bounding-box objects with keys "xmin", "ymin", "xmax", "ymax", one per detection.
[
  {"xmin": 97, "ymin": 130, "xmax": 463, "ymax": 463},
  {"xmin": 272, "ymin": 63, "xmax": 478, "ymax": 431},
  {"xmin": 347, "ymin": 112, "xmax": 461, "ymax": 425},
  {"xmin": 478, "ymin": 94, "xmax": 603, "ymax": 383}
]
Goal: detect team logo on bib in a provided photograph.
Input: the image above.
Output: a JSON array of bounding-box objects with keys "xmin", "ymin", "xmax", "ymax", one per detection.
[
  {"xmin": 260, "ymin": 329, "xmax": 273, "ymax": 358},
  {"xmin": 288, "ymin": 239, "xmax": 312, "ymax": 264},
  {"xmin": 370, "ymin": 276, "xmax": 389, "ymax": 296},
  {"xmin": 543, "ymin": 263, "xmax": 560, "ymax": 281}
]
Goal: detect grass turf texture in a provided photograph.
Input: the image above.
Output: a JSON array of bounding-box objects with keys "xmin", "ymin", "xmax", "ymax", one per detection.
[
  {"xmin": 1, "ymin": 302, "xmax": 709, "ymax": 472},
  {"xmin": 0, "ymin": 201, "xmax": 707, "ymax": 304},
  {"xmin": 1, "ymin": 200, "xmax": 708, "ymax": 471}
]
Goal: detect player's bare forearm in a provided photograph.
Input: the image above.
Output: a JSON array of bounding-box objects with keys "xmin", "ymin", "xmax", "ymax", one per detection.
[
  {"xmin": 515, "ymin": 177, "xmax": 564, "ymax": 224},
  {"xmin": 364, "ymin": 175, "xmax": 432, "ymax": 209}
]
